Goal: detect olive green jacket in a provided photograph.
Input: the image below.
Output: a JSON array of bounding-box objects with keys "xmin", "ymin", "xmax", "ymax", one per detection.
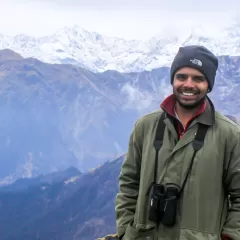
[{"xmin": 115, "ymin": 100, "xmax": 240, "ymax": 240}]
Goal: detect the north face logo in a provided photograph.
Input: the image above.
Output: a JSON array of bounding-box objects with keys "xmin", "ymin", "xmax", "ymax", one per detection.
[{"xmin": 190, "ymin": 58, "xmax": 202, "ymax": 66}]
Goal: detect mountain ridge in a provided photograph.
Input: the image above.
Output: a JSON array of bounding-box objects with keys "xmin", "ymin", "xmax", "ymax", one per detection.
[
  {"xmin": 0, "ymin": 49, "xmax": 239, "ymax": 184},
  {"xmin": 0, "ymin": 154, "xmax": 125, "ymax": 240},
  {"xmin": 0, "ymin": 23, "xmax": 240, "ymax": 73}
]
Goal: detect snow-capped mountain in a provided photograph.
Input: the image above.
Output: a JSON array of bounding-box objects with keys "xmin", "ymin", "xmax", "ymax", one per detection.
[{"xmin": 0, "ymin": 23, "xmax": 240, "ymax": 73}]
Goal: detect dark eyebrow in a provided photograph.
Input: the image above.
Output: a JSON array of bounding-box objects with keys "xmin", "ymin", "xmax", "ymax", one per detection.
[{"xmin": 176, "ymin": 73, "xmax": 206, "ymax": 80}]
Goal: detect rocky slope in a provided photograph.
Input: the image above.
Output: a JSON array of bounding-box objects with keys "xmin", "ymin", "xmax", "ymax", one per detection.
[{"xmin": 0, "ymin": 155, "xmax": 124, "ymax": 240}]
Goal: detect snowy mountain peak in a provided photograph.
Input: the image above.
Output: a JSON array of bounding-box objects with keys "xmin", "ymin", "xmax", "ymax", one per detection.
[
  {"xmin": 224, "ymin": 23, "xmax": 240, "ymax": 38},
  {"xmin": 189, "ymin": 26, "xmax": 211, "ymax": 40},
  {"xmin": 0, "ymin": 23, "xmax": 239, "ymax": 72}
]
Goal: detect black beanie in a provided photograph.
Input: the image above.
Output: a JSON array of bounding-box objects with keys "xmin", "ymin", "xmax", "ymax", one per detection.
[{"xmin": 170, "ymin": 45, "xmax": 218, "ymax": 92}]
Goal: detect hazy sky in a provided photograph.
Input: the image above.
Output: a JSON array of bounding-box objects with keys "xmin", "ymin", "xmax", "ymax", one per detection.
[{"xmin": 0, "ymin": 0, "xmax": 239, "ymax": 39}]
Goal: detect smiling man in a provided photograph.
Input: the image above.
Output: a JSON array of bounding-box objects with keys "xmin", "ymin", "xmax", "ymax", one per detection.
[{"xmin": 115, "ymin": 45, "xmax": 240, "ymax": 240}]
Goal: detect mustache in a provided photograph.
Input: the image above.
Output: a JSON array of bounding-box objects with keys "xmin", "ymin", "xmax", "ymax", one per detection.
[{"xmin": 178, "ymin": 88, "xmax": 200, "ymax": 94}]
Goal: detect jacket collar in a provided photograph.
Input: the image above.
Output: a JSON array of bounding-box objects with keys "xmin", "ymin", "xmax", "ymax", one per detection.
[
  {"xmin": 194, "ymin": 96, "xmax": 215, "ymax": 126},
  {"xmin": 160, "ymin": 94, "xmax": 215, "ymax": 127},
  {"xmin": 160, "ymin": 95, "xmax": 215, "ymax": 153}
]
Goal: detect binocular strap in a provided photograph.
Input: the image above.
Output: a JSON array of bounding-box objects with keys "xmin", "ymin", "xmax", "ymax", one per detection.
[{"xmin": 152, "ymin": 113, "xmax": 209, "ymax": 197}]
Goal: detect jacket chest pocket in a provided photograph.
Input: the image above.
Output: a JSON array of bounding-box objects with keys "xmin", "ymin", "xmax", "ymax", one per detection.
[{"xmin": 186, "ymin": 147, "xmax": 223, "ymax": 192}]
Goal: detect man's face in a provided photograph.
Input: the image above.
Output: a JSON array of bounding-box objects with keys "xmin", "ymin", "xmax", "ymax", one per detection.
[{"xmin": 173, "ymin": 67, "xmax": 209, "ymax": 109}]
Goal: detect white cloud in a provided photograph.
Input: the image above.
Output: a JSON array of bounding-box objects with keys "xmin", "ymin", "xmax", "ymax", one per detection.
[
  {"xmin": 0, "ymin": 0, "xmax": 239, "ymax": 40},
  {"xmin": 120, "ymin": 83, "xmax": 155, "ymax": 112}
]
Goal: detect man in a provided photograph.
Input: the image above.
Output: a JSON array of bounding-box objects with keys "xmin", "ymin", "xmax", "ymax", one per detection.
[{"xmin": 115, "ymin": 45, "xmax": 240, "ymax": 240}]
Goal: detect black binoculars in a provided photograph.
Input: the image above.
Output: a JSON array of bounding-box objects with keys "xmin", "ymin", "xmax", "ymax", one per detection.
[{"xmin": 148, "ymin": 183, "xmax": 180, "ymax": 227}]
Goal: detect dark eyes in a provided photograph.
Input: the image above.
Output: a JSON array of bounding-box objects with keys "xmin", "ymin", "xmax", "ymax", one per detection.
[{"xmin": 175, "ymin": 74, "xmax": 206, "ymax": 82}]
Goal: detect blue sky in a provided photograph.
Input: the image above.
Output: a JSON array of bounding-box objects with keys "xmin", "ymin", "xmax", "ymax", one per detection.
[{"xmin": 0, "ymin": 0, "xmax": 239, "ymax": 39}]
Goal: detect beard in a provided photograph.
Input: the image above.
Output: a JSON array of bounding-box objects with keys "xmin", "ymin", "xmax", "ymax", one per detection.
[
  {"xmin": 173, "ymin": 88, "xmax": 207, "ymax": 110},
  {"xmin": 176, "ymin": 96, "xmax": 206, "ymax": 109}
]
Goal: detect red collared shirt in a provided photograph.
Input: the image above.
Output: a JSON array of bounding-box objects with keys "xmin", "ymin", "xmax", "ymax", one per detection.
[{"xmin": 160, "ymin": 94, "xmax": 206, "ymax": 138}]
